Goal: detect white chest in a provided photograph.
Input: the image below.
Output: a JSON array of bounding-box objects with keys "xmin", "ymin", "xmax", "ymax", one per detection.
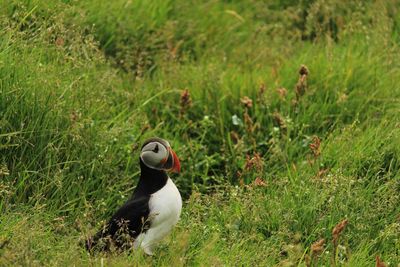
[
  {"xmin": 149, "ymin": 178, "xmax": 182, "ymax": 225},
  {"xmin": 134, "ymin": 178, "xmax": 182, "ymax": 254}
]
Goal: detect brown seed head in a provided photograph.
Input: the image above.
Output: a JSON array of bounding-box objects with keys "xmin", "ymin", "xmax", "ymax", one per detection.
[
  {"xmin": 252, "ymin": 153, "xmax": 263, "ymax": 171},
  {"xmin": 243, "ymin": 111, "xmax": 254, "ymax": 133},
  {"xmin": 276, "ymin": 87, "xmax": 288, "ymax": 99},
  {"xmin": 295, "ymin": 65, "xmax": 309, "ymax": 100},
  {"xmin": 299, "ymin": 65, "xmax": 309, "ymax": 76},
  {"xmin": 305, "ymin": 254, "xmax": 312, "ymax": 267},
  {"xmin": 309, "ymin": 136, "xmax": 321, "ymax": 158},
  {"xmin": 230, "ymin": 131, "xmax": 240, "ymax": 144},
  {"xmin": 252, "ymin": 177, "xmax": 267, "ymax": 187},
  {"xmin": 237, "ymin": 171, "xmax": 244, "ymax": 186},
  {"xmin": 375, "ymin": 256, "xmax": 387, "ymax": 267},
  {"xmin": 244, "ymin": 154, "xmax": 253, "ymax": 171},
  {"xmin": 180, "ymin": 89, "xmax": 192, "ymax": 109},
  {"xmin": 55, "ymin": 37, "xmax": 65, "ymax": 47},
  {"xmin": 311, "ymin": 238, "xmax": 325, "ymax": 256},
  {"xmin": 70, "ymin": 111, "xmax": 79, "ymax": 123},
  {"xmin": 240, "ymin": 96, "xmax": 253, "ymax": 108},
  {"xmin": 0, "ymin": 164, "xmax": 10, "ymax": 178},
  {"xmin": 332, "ymin": 219, "xmax": 348, "ymax": 244},
  {"xmin": 316, "ymin": 168, "xmax": 329, "ymax": 179},
  {"xmin": 244, "ymin": 153, "xmax": 263, "ymax": 172},
  {"xmin": 273, "ymin": 112, "xmax": 287, "ymax": 130}
]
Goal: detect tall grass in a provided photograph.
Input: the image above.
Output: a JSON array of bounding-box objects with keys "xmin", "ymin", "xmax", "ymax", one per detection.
[{"xmin": 0, "ymin": 0, "xmax": 399, "ymax": 265}]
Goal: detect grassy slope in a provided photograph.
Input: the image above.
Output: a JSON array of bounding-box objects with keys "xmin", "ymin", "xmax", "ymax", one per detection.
[{"xmin": 0, "ymin": 0, "xmax": 399, "ymax": 266}]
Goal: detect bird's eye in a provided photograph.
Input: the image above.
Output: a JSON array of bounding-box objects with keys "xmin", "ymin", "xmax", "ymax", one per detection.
[{"xmin": 153, "ymin": 144, "xmax": 159, "ymax": 153}]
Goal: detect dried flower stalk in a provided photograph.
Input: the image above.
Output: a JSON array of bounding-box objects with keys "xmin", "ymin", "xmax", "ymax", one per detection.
[{"xmin": 295, "ymin": 64, "xmax": 309, "ymax": 101}]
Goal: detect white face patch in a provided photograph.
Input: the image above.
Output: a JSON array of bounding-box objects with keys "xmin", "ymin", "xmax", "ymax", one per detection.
[{"xmin": 140, "ymin": 142, "xmax": 169, "ymax": 170}]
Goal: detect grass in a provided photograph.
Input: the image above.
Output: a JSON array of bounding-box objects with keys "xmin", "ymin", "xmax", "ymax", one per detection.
[{"xmin": 0, "ymin": 0, "xmax": 399, "ymax": 266}]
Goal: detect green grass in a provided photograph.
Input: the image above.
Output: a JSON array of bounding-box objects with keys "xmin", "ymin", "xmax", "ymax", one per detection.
[{"xmin": 1, "ymin": 0, "xmax": 399, "ymax": 266}]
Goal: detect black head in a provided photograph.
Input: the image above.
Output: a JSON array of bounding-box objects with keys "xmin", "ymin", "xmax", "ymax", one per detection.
[{"xmin": 139, "ymin": 137, "xmax": 180, "ymax": 173}]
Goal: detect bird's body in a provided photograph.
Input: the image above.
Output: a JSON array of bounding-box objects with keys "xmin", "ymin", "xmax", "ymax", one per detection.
[
  {"xmin": 134, "ymin": 178, "xmax": 182, "ymax": 255},
  {"xmin": 86, "ymin": 137, "xmax": 182, "ymax": 255}
]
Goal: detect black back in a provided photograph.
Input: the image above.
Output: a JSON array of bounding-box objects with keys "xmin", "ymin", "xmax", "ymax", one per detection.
[{"xmin": 86, "ymin": 158, "xmax": 168, "ymax": 251}]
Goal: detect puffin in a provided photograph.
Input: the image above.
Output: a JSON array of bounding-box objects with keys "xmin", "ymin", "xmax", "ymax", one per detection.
[{"xmin": 86, "ymin": 137, "xmax": 182, "ymax": 255}]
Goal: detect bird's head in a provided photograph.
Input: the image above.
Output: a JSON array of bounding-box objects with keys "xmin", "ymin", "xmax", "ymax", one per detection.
[{"xmin": 139, "ymin": 137, "xmax": 180, "ymax": 173}]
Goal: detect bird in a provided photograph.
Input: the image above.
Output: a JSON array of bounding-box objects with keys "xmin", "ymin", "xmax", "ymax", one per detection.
[{"xmin": 86, "ymin": 137, "xmax": 182, "ymax": 255}]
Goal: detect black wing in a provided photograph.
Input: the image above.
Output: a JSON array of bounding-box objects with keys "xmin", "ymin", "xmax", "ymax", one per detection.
[{"xmin": 86, "ymin": 195, "xmax": 150, "ymax": 251}]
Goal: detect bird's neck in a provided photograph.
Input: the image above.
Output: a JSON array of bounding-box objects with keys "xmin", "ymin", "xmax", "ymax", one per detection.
[{"xmin": 134, "ymin": 159, "xmax": 169, "ymax": 197}]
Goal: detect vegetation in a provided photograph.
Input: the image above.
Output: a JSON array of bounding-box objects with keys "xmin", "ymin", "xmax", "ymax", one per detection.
[{"xmin": 1, "ymin": 0, "xmax": 399, "ymax": 265}]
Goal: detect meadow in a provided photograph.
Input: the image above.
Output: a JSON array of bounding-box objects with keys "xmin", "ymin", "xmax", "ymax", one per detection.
[{"xmin": 0, "ymin": 0, "xmax": 399, "ymax": 266}]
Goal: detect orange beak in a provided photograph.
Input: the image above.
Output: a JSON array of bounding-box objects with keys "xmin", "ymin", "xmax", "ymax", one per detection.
[{"xmin": 168, "ymin": 147, "xmax": 181, "ymax": 173}]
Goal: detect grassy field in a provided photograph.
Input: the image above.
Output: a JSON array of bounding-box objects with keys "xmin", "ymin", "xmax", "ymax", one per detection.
[{"xmin": 1, "ymin": 0, "xmax": 400, "ymax": 266}]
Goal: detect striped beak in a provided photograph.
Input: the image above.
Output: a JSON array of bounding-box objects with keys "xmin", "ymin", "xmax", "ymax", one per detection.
[
  {"xmin": 168, "ymin": 147, "xmax": 181, "ymax": 173},
  {"xmin": 161, "ymin": 147, "xmax": 181, "ymax": 173}
]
